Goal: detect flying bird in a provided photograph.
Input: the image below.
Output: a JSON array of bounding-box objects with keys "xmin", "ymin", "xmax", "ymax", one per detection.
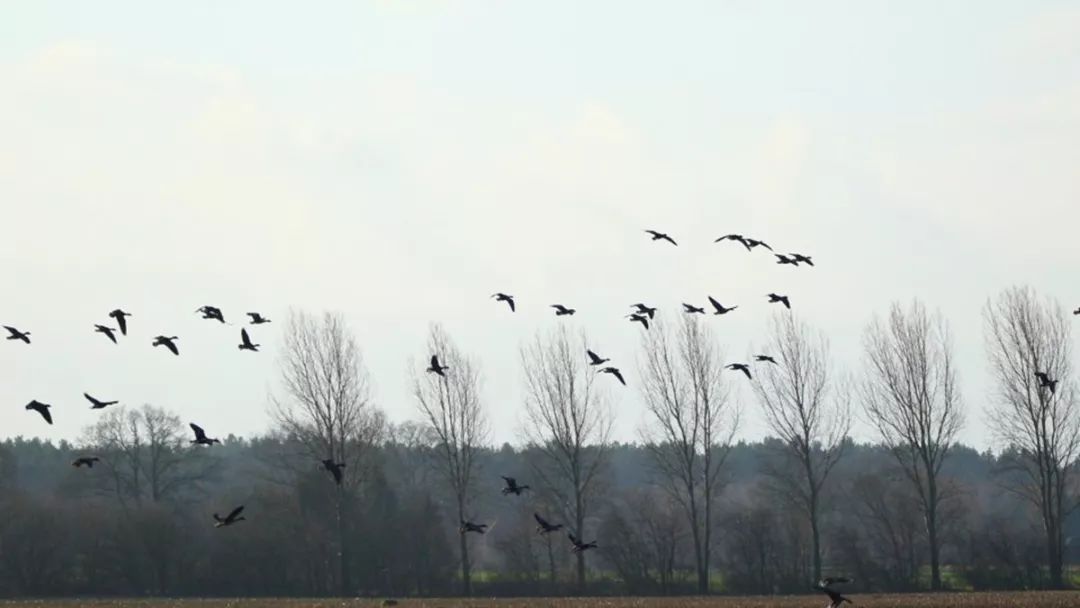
[
  {"xmin": 84, "ymin": 393, "xmax": 118, "ymax": 409},
  {"xmin": 631, "ymin": 303, "xmax": 657, "ymax": 319},
  {"xmin": 246, "ymin": 312, "xmax": 271, "ymax": 325},
  {"xmin": 152, "ymin": 336, "xmax": 179, "ymax": 356},
  {"xmin": 426, "ymin": 355, "xmax": 449, "ymax": 377},
  {"xmin": 790, "ymin": 253, "xmax": 814, "ymax": 266},
  {"xmin": 213, "ymin": 506, "xmax": 246, "ymax": 528},
  {"xmin": 600, "ymin": 367, "xmax": 627, "ymax": 386},
  {"xmin": 551, "ymin": 304, "xmax": 576, "ymax": 316},
  {"xmin": 94, "ymin": 324, "xmax": 118, "ymax": 344},
  {"xmin": 767, "ymin": 293, "xmax": 791, "ymax": 309},
  {"xmin": 814, "ymin": 583, "xmax": 853, "ymax": 607},
  {"xmin": 586, "ymin": 349, "xmax": 610, "ymax": 366},
  {"xmin": 501, "ymin": 476, "xmax": 531, "ymax": 496},
  {"xmin": 492, "ymin": 293, "xmax": 516, "ymax": 312},
  {"xmin": 25, "ymin": 400, "xmax": 52, "ymax": 424},
  {"xmin": 108, "ymin": 309, "xmax": 132, "ymax": 335},
  {"xmin": 238, "ymin": 328, "xmax": 260, "ymax": 352},
  {"xmin": 1035, "ymin": 371, "xmax": 1058, "ymax": 394},
  {"xmin": 644, "ymin": 230, "xmax": 678, "ymax": 246},
  {"xmin": 321, "ymin": 459, "xmax": 346, "ymax": 485},
  {"xmin": 707, "ymin": 296, "xmax": 737, "ymax": 315},
  {"xmin": 755, "ymin": 355, "xmax": 778, "ymax": 364},
  {"xmin": 196, "ymin": 306, "xmax": 226, "ymax": 323},
  {"xmin": 459, "ymin": 520, "xmax": 488, "ymax": 535},
  {"xmin": 189, "ymin": 423, "xmax": 221, "ymax": 446},
  {"xmin": 726, "ymin": 363, "xmax": 752, "ymax": 380},
  {"xmin": 568, "ymin": 533, "xmax": 598, "ymax": 553},
  {"xmin": 1073, "ymin": 307, "xmax": 1080, "ymax": 315},
  {"xmin": 715, "ymin": 234, "xmax": 750, "ymax": 250},
  {"xmin": 628, "ymin": 314, "xmax": 650, "ymax": 330},
  {"xmin": 3, "ymin": 326, "xmax": 30, "ymax": 344},
  {"xmin": 534, "ymin": 513, "xmax": 563, "ymax": 535},
  {"xmin": 682, "ymin": 303, "xmax": 706, "ymax": 314},
  {"xmin": 775, "ymin": 254, "xmax": 799, "ymax": 266},
  {"xmin": 744, "ymin": 238, "xmax": 772, "ymax": 251},
  {"xmin": 72, "ymin": 457, "xmax": 100, "ymax": 468}
]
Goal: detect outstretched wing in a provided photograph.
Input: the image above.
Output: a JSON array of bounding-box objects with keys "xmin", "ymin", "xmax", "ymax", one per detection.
[
  {"xmin": 190, "ymin": 423, "xmax": 207, "ymax": 441},
  {"xmin": 611, "ymin": 369, "xmax": 626, "ymax": 386},
  {"xmin": 707, "ymin": 296, "xmax": 722, "ymax": 312},
  {"xmin": 226, "ymin": 505, "xmax": 245, "ymax": 521},
  {"xmin": 586, "ymin": 350, "xmax": 601, "ymax": 364},
  {"xmin": 534, "ymin": 513, "xmax": 551, "ymax": 528},
  {"xmin": 241, "ymin": 328, "xmax": 252, "ymax": 346},
  {"xmin": 430, "ymin": 355, "xmax": 440, "ymax": 369}
]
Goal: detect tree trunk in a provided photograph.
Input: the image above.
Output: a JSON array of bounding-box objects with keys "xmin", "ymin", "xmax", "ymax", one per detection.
[
  {"xmin": 926, "ymin": 477, "xmax": 941, "ymax": 590},
  {"xmin": 337, "ymin": 484, "xmax": 350, "ymax": 596},
  {"xmin": 459, "ymin": 529, "xmax": 472, "ymax": 596},
  {"xmin": 545, "ymin": 533, "xmax": 557, "ymax": 587},
  {"xmin": 810, "ymin": 494, "xmax": 822, "ymax": 584}
]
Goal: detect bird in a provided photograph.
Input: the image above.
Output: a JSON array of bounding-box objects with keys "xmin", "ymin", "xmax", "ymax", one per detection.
[
  {"xmin": 755, "ymin": 355, "xmax": 778, "ymax": 364},
  {"xmin": 501, "ymin": 476, "xmax": 531, "ymax": 496},
  {"xmin": 459, "ymin": 520, "xmax": 488, "ymax": 535},
  {"xmin": 152, "ymin": 336, "xmax": 179, "ymax": 356},
  {"xmin": 600, "ymin": 367, "xmax": 626, "ymax": 386},
  {"xmin": 1035, "ymin": 371, "xmax": 1058, "ymax": 394},
  {"xmin": 586, "ymin": 349, "xmax": 610, "ymax": 366},
  {"xmin": 767, "ymin": 293, "xmax": 791, "ymax": 309},
  {"xmin": 84, "ymin": 393, "xmax": 118, "ymax": 409},
  {"xmin": 196, "ymin": 306, "xmax": 226, "ymax": 323},
  {"xmin": 568, "ymin": 533, "xmax": 598, "ymax": 553},
  {"xmin": 3, "ymin": 326, "xmax": 31, "ymax": 344},
  {"xmin": 1074, "ymin": 307, "xmax": 1080, "ymax": 315},
  {"xmin": 246, "ymin": 312, "xmax": 271, "ymax": 325},
  {"xmin": 714, "ymin": 234, "xmax": 750, "ymax": 250},
  {"xmin": 25, "ymin": 400, "xmax": 52, "ymax": 424},
  {"xmin": 321, "ymin": 459, "xmax": 346, "ymax": 485},
  {"xmin": 72, "ymin": 456, "xmax": 100, "ymax": 468},
  {"xmin": 628, "ymin": 314, "xmax": 650, "ymax": 330},
  {"xmin": 426, "ymin": 355, "xmax": 449, "ymax": 377},
  {"xmin": 814, "ymin": 583, "xmax": 853, "ymax": 607},
  {"xmin": 213, "ymin": 506, "xmax": 246, "ymax": 528},
  {"xmin": 683, "ymin": 303, "xmax": 706, "ymax": 314},
  {"xmin": 775, "ymin": 254, "xmax": 799, "ymax": 266},
  {"xmin": 108, "ymin": 309, "xmax": 132, "ymax": 335},
  {"xmin": 644, "ymin": 230, "xmax": 677, "ymax": 246},
  {"xmin": 707, "ymin": 296, "xmax": 737, "ymax": 315},
  {"xmin": 94, "ymin": 324, "xmax": 118, "ymax": 344},
  {"xmin": 189, "ymin": 423, "xmax": 221, "ymax": 446},
  {"xmin": 492, "ymin": 293, "xmax": 516, "ymax": 312},
  {"xmin": 726, "ymin": 363, "xmax": 752, "ymax": 380},
  {"xmin": 790, "ymin": 253, "xmax": 814, "ymax": 266},
  {"xmin": 534, "ymin": 513, "xmax": 563, "ymax": 535},
  {"xmin": 631, "ymin": 303, "xmax": 657, "ymax": 319},
  {"xmin": 744, "ymin": 237, "xmax": 772, "ymax": 251},
  {"xmin": 551, "ymin": 304, "xmax": 576, "ymax": 316},
  {"xmin": 238, "ymin": 328, "xmax": 259, "ymax": 352}
]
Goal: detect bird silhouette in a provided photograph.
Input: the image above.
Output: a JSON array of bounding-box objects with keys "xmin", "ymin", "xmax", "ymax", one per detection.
[
  {"xmin": 628, "ymin": 314, "xmax": 650, "ymax": 330},
  {"xmin": 1035, "ymin": 371, "xmax": 1058, "ymax": 394},
  {"xmin": 814, "ymin": 584, "xmax": 852, "ymax": 607},
  {"xmin": 189, "ymin": 423, "xmax": 221, "ymax": 446},
  {"xmin": 1074, "ymin": 307, "xmax": 1080, "ymax": 315},
  {"xmin": 459, "ymin": 520, "xmax": 488, "ymax": 534},
  {"xmin": 94, "ymin": 325, "xmax": 118, "ymax": 344},
  {"xmin": 744, "ymin": 237, "xmax": 772, "ymax": 251},
  {"xmin": 551, "ymin": 304, "xmax": 576, "ymax": 316},
  {"xmin": 790, "ymin": 253, "xmax": 814, "ymax": 266},
  {"xmin": 427, "ymin": 355, "xmax": 449, "ymax": 377},
  {"xmin": 715, "ymin": 234, "xmax": 750, "ymax": 250},
  {"xmin": 3, "ymin": 326, "xmax": 30, "ymax": 344},
  {"xmin": 492, "ymin": 293, "xmax": 516, "ymax": 312},
  {"xmin": 683, "ymin": 303, "xmax": 706, "ymax": 314},
  {"xmin": 726, "ymin": 363, "xmax": 752, "ymax": 380},
  {"xmin": 767, "ymin": 293, "xmax": 791, "ymax": 309},
  {"xmin": 108, "ymin": 309, "xmax": 132, "ymax": 335},
  {"xmin": 238, "ymin": 328, "xmax": 260, "ymax": 352},
  {"xmin": 152, "ymin": 336, "xmax": 179, "ymax": 356},
  {"xmin": 25, "ymin": 400, "xmax": 52, "ymax": 424},
  {"xmin": 246, "ymin": 312, "xmax": 271, "ymax": 325},
  {"xmin": 321, "ymin": 459, "xmax": 346, "ymax": 485},
  {"xmin": 586, "ymin": 349, "xmax": 610, "ymax": 366},
  {"xmin": 631, "ymin": 303, "xmax": 657, "ymax": 319},
  {"xmin": 775, "ymin": 254, "xmax": 799, "ymax": 266},
  {"xmin": 755, "ymin": 355, "xmax": 778, "ymax": 364},
  {"xmin": 214, "ymin": 505, "xmax": 246, "ymax": 528},
  {"xmin": 534, "ymin": 513, "xmax": 563, "ymax": 535},
  {"xmin": 644, "ymin": 230, "xmax": 678, "ymax": 246},
  {"xmin": 72, "ymin": 456, "xmax": 100, "ymax": 468},
  {"xmin": 568, "ymin": 533, "xmax": 598, "ymax": 553},
  {"xmin": 600, "ymin": 367, "xmax": 626, "ymax": 386},
  {"xmin": 84, "ymin": 393, "xmax": 118, "ymax": 409},
  {"xmin": 707, "ymin": 296, "xmax": 738, "ymax": 315},
  {"xmin": 196, "ymin": 306, "xmax": 226, "ymax": 323},
  {"xmin": 501, "ymin": 476, "xmax": 531, "ymax": 496}
]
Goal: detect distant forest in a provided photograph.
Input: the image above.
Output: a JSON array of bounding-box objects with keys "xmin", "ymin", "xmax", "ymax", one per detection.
[{"xmin": 1, "ymin": 288, "xmax": 1078, "ymax": 599}]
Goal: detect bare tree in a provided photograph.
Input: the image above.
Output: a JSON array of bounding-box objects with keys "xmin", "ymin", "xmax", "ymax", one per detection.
[
  {"xmin": 984, "ymin": 286, "xmax": 1080, "ymax": 588},
  {"xmin": 411, "ymin": 323, "xmax": 488, "ymax": 596},
  {"xmin": 862, "ymin": 300, "xmax": 963, "ymax": 590},
  {"xmin": 271, "ymin": 309, "xmax": 384, "ymax": 596},
  {"xmin": 752, "ymin": 312, "xmax": 850, "ymax": 582},
  {"xmin": 520, "ymin": 324, "xmax": 613, "ymax": 591},
  {"xmin": 638, "ymin": 314, "xmax": 738, "ymax": 593}
]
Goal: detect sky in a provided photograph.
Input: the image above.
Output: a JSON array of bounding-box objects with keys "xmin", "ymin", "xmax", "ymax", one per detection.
[{"xmin": 2, "ymin": 1, "xmax": 1078, "ymax": 451}]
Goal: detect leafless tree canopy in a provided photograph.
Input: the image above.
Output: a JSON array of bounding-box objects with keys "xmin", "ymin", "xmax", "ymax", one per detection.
[
  {"xmin": 984, "ymin": 286, "xmax": 1080, "ymax": 588},
  {"xmin": 862, "ymin": 299, "xmax": 963, "ymax": 589},
  {"xmin": 637, "ymin": 314, "xmax": 737, "ymax": 593},
  {"xmin": 752, "ymin": 312, "xmax": 849, "ymax": 581}
]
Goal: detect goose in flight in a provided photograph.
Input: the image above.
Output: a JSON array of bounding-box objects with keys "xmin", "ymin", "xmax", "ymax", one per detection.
[
  {"xmin": 726, "ymin": 363, "xmax": 752, "ymax": 380},
  {"xmin": 767, "ymin": 293, "xmax": 791, "ymax": 309},
  {"xmin": 775, "ymin": 254, "xmax": 799, "ymax": 266},
  {"xmin": 744, "ymin": 237, "xmax": 772, "ymax": 251},
  {"xmin": 246, "ymin": 312, "xmax": 271, "ymax": 325},
  {"xmin": 108, "ymin": 309, "xmax": 132, "ymax": 335},
  {"xmin": 568, "ymin": 533, "xmax": 598, "ymax": 553},
  {"xmin": 321, "ymin": 459, "xmax": 346, "ymax": 485},
  {"xmin": 551, "ymin": 304, "xmax": 576, "ymax": 316},
  {"xmin": 492, "ymin": 293, "xmax": 516, "ymax": 312},
  {"xmin": 631, "ymin": 303, "xmax": 657, "ymax": 319},
  {"xmin": 84, "ymin": 393, "xmax": 118, "ymax": 409},
  {"xmin": 152, "ymin": 336, "xmax": 179, "ymax": 356},
  {"xmin": 3, "ymin": 326, "xmax": 30, "ymax": 344},
  {"xmin": 1035, "ymin": 371, "xmax": 1058, "ymax": 394},
  {"xmin": 196, "ymin": 306, "xmax": 226, "ymax": 323},
  {"xmin": 644, "ymin": 230, "xmax": 678, "ymax": 246},
  {"xmin": 628, "ymin": 314, "xmax": 650, "ymax": 330},
  {"xmin": 790, "ymin": 253, "xmax": 814, "ymax": 266},
  {"xmin": 586, "ymin": 349, "xmax": 610, "ymax": 366},
  {"xmin": 501, "ymin": 476, "xmax": 531, "ymax": 496},
  {"xmin": 1074, "ymin": 307, "xmax": 1080, "ymax": 315},
  {"xmin": 72, "ymin": 456, "xmax": 101, "ymax": 468},
  {"xmin": 94, "ymin": 324, "xmax": 118, "ymax": 344},
  {"xmin": 814, "ymin": 581, "xmax": 853, "ymax": 607},
  {"xmin": 459, "ymin": 520, "xmax": 488, "ymax": 535},
  {"xmin": 426, "ymin": 355, "xmax": 449, "ymax": 377},
  {"xmin": 682, "ymin": 303, "xmax": 706, "ymax": 314},
  {"xmin": 707, "ymin": 296, "xmax": 737, "ymax": 315},
  {"xmin": 600, "ymin": 367, "xmax": 627, "ymax": 386},
  {"xmin": 534, "ymin": 513, "xmax": 563, "ymax": 535},
  {"xmin": 238, "ymin": 328, "xmax": 260, "ymax": 352},
  {"xmin": 25, "ymin": 400, "xmax": 52, "ymax": 424},
  {"xmin": 755, "ymin": 355, "xmax": 778, "ymax": 364},
  {"xmin": 714, "ymin": 234, "xmax": 750, "ymax": 250},
  {"xmin": 214, "ymin": 506, "xmax": 246, "ymax": 528},
  {"xmin": 189, "ymin": 423, "xmax": 221, "ymax": 446}
]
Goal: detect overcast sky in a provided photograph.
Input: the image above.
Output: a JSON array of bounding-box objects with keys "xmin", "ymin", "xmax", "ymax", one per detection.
[{"xmin": 2, "ymin": 1, "xmax": 1078, "ymax": 450}]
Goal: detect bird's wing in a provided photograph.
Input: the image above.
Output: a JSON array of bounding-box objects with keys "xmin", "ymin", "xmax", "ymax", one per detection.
[
  {"xmin": 241, "ymin": 328, "xmax": 251, "ymax": 344},
  {"xmin": 41, "ymin": 408, "xmax": 53, "ymax": 424},
  {"xmin": 83, "ymin": 393, "xmax": 96, "ymax": 404},
  {"xmin": 641, "ymin": 317, "xmax": 649, "ymax": 329},
  {"xmin": 664, "ymin": 235, "xmax": 678, "ymax": 245},
  {"xmin": 430, "ymin": 355, "xmax": 440, "ymax": 368},
  {"xmin": 760, "ymin": 241, "xmax": 773, "ymax": 250},
  {"xmin": 227, "ymin": 505, "xmax": 245, "ymax": 520},
  {"xmin": 507, "ymin": 299, "xmax": 515, "ymax": 311},
  {"xmin": 190, "ymin": 423, "xmax": 206, "ymax": 439},
  {"xmin": 741, "ymin": 367, "xmax": 752, "ymax": 379},
  {"xmin": 534, "ymin": 513, "xmax": 549, "ymax": 527},
  {"xmin": 586, "ymin": 350, "xmax": 600, "ymax": 364},
  {"xmin": 612, "ymin": 369, "xmax": 626, "ymax": 385},
  {"xmin": 707, "ymin": 296, "xmax": 722, "ymax": 311}
]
